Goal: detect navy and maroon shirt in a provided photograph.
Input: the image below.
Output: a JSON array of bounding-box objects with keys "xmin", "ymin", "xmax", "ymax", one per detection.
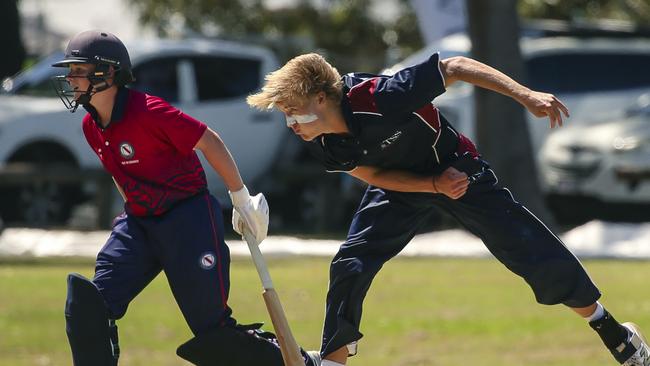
[
  {"xmin": 305, "ymin": 53, "xmax": 478, "ymax": 175},
  {"xmin": 82, "ymin": 88, "xmax": 208, "ymax": 216}
]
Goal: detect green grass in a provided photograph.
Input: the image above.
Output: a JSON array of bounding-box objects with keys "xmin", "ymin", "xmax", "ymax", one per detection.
[{"xmin": 1, "ymin": 257, "xmax": 650, "ymax": 365}]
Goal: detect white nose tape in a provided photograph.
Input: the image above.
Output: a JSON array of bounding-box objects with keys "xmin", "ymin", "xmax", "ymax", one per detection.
[{"xmin": 286, "ymin": 113, "xmax": 318, "ymax": 126}]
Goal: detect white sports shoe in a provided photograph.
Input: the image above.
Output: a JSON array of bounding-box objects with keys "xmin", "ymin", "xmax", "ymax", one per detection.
[{"xmin": 621, "ymin": 323, "xmax": 650, "ymax": 366}]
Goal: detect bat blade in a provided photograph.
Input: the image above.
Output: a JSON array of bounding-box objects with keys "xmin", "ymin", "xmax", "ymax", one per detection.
[
  {"xmin": 263, "ymin": 289, "xmax": 304, "ymax": 366},
  {"xmin": 242, "ymin": 231, "xmax": 304, "ymax": 366}
]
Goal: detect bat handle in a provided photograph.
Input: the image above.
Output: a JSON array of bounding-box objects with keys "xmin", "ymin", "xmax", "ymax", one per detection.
[{"xmin": 243, "ymin": 231, "xmax": 274, "ymax": 290}]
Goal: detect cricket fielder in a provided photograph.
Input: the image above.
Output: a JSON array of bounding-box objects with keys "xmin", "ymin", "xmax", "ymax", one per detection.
[
  {"xmin": 247, "ymin": 52, "xmax": 650, "ymax": 365},
  {"xmin": 51, "ymin": 30, "xmax": 320, "ymax": 366}
]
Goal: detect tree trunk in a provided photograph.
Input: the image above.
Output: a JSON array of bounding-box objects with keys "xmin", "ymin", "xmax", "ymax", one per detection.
[
  {"xmin": 0, "ymin": 0, "xmax": 25, "ymax": 79},
  {"xmin": 466, "ymin": 0, "xmax": 556, "ymax": 227}
]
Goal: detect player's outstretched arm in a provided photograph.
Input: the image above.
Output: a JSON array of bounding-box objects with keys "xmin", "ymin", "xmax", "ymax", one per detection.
[{"xmin": 439, "ymin": 56, "xmax": 570, "ymax": 128}]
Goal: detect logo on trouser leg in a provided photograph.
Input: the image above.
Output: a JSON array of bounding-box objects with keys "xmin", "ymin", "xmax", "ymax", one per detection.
[{"xmin": 199, "ymin": 252, "xmax": 216, "ymax": 270}]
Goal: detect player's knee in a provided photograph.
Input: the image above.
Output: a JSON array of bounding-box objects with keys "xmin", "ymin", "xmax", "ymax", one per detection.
[
  {"xmin": 65, "ymin": 273, "xmax": 119, "ymax": 366},
  {"xmin": 526, "ymin": 258, "xmax": 584, "ymax": 305},
  {"xmin": 332, "ymin": 257, "xmax": 363, "ymax": 274},
  {"xmin": 177, "ymin": 324, "xmax": 285, "ymax": 366},
  {"xmin": 330, "ymin": 256, "xmax": 382, "ymax": 277}
]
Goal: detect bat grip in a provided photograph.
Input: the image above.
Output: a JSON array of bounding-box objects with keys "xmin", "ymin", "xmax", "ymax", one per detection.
[{"xmin": 243, "ymin": 231, "xmax": 274, "ymax": 290}]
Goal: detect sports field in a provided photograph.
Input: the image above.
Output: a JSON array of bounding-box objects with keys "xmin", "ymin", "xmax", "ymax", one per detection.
[{"xmin": 2, "ymin": 257, "xmax": 649, "ymax": 365}]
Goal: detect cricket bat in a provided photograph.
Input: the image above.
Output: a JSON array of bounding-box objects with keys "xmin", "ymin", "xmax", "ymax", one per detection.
[{"xmin": 243, "ymin": 231, "xmax": 304, "ymax": 366}]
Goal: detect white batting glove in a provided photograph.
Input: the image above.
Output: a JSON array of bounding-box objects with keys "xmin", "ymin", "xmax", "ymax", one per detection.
[{"xmin": 229, "ymin": 185, "xmax": 269, "ymax": 245}]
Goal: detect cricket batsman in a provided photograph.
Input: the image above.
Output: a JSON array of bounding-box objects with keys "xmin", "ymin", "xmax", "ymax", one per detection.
[
  {"xmin": 247, "ymin": 52, "xmax": 650, "ymax": 365},
  {"xmin": 51, "ymin": 30, "xmax": 320, "ymax": 366}
]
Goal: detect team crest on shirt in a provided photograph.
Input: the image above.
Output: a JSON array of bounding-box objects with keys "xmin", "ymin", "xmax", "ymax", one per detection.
[
  {"xmin": 199, "ymin": 252, "xmax": 216, "ymax": 270},
  {"xmin": 119, "ymin": 142, "xmax": 135, "ymax": 159}
]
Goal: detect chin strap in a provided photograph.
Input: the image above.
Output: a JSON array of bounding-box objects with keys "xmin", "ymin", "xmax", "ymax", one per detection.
[{"xmin": 70, "ymin": 84, "xmax": 94, "ymax": 113}]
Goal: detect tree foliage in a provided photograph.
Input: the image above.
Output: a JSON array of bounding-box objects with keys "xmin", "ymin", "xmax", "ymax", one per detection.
[
  {"xmin": 128, "ymin": 0, "xmax": 422, "ymax": 73},
  {"xmin": 519, "ymin": 0, "xmax": 650, "ymax": 24},
  {"xmin": 129, "ymin": 0, "xmax": 648, "ymax": 72}
]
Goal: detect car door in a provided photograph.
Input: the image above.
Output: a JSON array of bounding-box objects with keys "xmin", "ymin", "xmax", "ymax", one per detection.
[{"xmin": 180, "ymin": 53, "xmax": 285, "ymax": 200}]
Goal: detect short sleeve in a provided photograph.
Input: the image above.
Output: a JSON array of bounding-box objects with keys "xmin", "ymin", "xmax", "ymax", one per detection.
[
  {"xmin": 145, "ymin": 96, "xmax": 207, "ymax": 155},
  {"xmin": 347, "ymin": 53, "xmax": 446, "ymax": 117}
]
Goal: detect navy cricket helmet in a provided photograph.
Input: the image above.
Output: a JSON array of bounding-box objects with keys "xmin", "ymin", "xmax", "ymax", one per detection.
[{"xmin": 51, "ymin": 30, "xmax": 134, "ymax": 112}]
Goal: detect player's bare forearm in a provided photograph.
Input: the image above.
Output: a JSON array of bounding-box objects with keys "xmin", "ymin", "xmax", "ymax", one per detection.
[
  {"xmin": 439, "ymin": 56, "xmax": 570, "ymax": 128},
  {"xmin": 112, "ymin": 176, "xmax": 126, "ymax": 201},
  {"xmin": 349, "ymin": 166, "xmax": 435, "ymax": 193},
  {"xmin": 440, "ymin": 56, "xmax": 528, "ymax": 100},
  {"xmin": 194, "ymin": 128, "xmax": 244, "ymax": 192},
  {"xmin": 349, "ymin": 165, "xmax": 470, "ymax": 199}
]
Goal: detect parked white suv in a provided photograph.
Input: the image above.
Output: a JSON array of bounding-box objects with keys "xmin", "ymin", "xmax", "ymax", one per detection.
[
  {"xmin": 386, "ymin": 33, "xmax": 650, "ymax": 220},
  {"xmin": 540, "ymin": 92, "xmax": 650, "ymax": 222},
  {"xmin": 0, "ymin": 38, "xmax": 286, "ymax": 226}
]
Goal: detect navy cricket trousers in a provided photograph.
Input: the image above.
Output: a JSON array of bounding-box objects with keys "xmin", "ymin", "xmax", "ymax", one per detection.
[
  {"xmin": 93, "ymin": 193, "xmax": 235, "ymax": 336},
  {"xmin": 320, "ymin": 159, "xmax": 601, "ymax": 357}
]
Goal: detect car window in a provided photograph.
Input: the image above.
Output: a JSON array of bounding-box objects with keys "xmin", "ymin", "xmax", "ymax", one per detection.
[
  {"xmin": 2, "ymin": 52, "xmax": 64, "ymax": 97},
  {"xmin": 526, "ymin": 52, "xmax": 650, "ymax": 94},
  {"xmin": 130, "ymin": 57, "xmax": 180, "ymax": 102},
  {"xmin": 191, "ymin": 56, "xmax": 260, "ymax": 101},
  {"xmin": 11, "ymin": 77, "xmax": 58, "ymax": 97}
]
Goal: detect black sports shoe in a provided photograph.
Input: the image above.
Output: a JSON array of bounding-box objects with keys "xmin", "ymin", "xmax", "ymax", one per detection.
[{"xmin": 613, "ymin": 323, "xmax": 650, "ymax": 366}]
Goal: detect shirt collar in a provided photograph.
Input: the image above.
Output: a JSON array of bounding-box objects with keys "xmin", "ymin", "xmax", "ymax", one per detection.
[
  {"xmin": 339, "ymin": 83, "xmax": 360, "ymax": 136},
  {"xmin": 83, "ymin": 87, "xmax": 130, "ymax": 129}
]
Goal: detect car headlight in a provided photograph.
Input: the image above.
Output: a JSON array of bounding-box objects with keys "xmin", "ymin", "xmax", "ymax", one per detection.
[
  {"xmin": 612, "ymin": 136, "xmax": 642, "ymax": 152},
  {"xmin": 2, "ymin": 78, "xmax": 12, "ymax": 92}
]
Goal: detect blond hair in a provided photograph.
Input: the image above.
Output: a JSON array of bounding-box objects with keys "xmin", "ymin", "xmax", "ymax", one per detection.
[{"xmin": 247, "ymin": 53, "xmax": 342, "ymax": 110}]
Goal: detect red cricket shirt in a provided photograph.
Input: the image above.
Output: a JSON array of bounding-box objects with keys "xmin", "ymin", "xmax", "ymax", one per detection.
[{"xmin": 82, "ymin": 88, "xmax": 208, "ymax": 216}]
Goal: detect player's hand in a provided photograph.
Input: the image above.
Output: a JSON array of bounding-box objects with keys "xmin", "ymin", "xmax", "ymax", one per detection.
[
  {"xmin": 229, "ymin": 186, "xmax": 269, "ymax": 245},
  {"xmin": 519, "ymin": 90, "xmax": 570, "ymax": 129},
  {"xmin": 433, "ymin": 167, "xmax": 469, "ymax": 199}
]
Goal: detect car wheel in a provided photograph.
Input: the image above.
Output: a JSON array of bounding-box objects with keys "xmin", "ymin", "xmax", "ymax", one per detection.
[{"xmin": 0, "ymin": 168, "xmax": 83, "ymax": 227}]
